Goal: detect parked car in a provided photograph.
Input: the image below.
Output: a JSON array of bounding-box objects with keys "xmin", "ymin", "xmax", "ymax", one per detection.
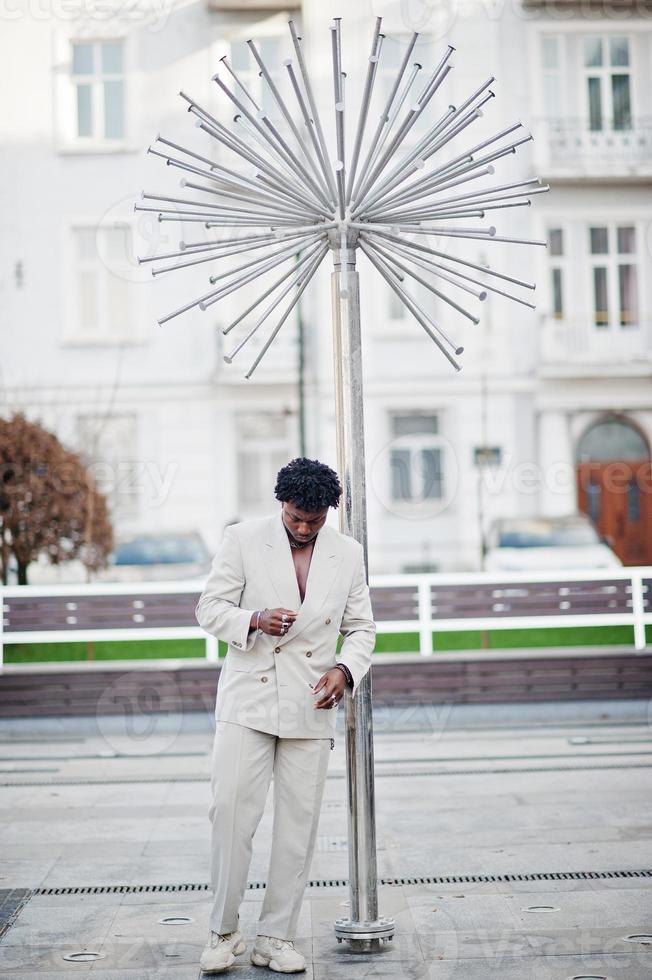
[
  {"xmin": 26, "ymin": 531, "xmax": 213, "ymax": 584},
  {"xmin": 484, "ymin": 514, "xmax": 622, "ymax": 572},
  {"xmin": 102, "ymin": 532, "xmax": 212, "ymax": 581}
]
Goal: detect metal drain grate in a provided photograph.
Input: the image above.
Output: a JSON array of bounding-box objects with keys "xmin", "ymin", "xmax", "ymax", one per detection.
[
  {"xmin": 30, "ymin": 867, "xmax": 652, "ymax": 897},
  {"xmin": 0, "ymin": 888, "xmax": 32, "ymax": 940}
]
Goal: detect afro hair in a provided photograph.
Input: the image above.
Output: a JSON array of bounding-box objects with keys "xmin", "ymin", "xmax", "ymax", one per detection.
[{"xmin": 274, "ymin": 457, "xmax": 342, "ymax": 512}]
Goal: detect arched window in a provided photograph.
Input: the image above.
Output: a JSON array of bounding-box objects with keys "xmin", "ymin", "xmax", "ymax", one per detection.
[{"xmin": 576, "ymin": 417, "xmax": 649, "ymax": 463}]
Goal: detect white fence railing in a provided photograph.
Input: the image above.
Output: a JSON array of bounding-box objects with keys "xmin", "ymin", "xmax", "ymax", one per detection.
[{"xmin": 1, "ymin": 567, "xmax": 651, "ymax": 668}]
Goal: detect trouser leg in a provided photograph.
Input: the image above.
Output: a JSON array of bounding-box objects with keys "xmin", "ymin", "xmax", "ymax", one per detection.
[
  {"xmin": 257, "ymin": 736, "xmax": 332, "ymax": 941},
  {"xmin": 208, "ymin": 721, "xmax": 275, "ymax": 935}
]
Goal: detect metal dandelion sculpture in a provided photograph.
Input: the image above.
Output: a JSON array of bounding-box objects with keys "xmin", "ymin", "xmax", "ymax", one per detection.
[
  {"xmin": 138, "ymin": 17, "xmax": 549, "ymax": 378},
  {"xmin": 138, "ymin": 17, "xmax": 549, "ymax": 948}
]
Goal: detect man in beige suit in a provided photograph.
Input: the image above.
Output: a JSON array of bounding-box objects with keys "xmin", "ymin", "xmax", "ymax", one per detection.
[{"xmin": 196, "ymin": 457, "xmax": 375, "ymax": 974}]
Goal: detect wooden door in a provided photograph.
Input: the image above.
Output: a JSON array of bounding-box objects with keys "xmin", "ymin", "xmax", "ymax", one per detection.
[{"xmin": 577, "ymin": 460, "xmax": 652, "ymax": 565}]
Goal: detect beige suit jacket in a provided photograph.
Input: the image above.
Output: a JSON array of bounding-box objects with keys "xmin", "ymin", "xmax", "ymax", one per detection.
[{"xmin": 195, "ymin": 511, "xmax": 376, "ymax": 738}]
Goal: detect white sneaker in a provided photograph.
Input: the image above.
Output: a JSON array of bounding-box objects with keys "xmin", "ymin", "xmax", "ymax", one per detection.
[
  {"xmin": 251, "ymin": 934, "xmax": 306, "ymax": 973},
  {"xmin": 199, "ymin": 926, "xmax": 246, "ymax": 973}
]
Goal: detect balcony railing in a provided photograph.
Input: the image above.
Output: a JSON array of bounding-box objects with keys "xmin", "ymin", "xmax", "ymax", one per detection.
[
  {"xmin": 535, "ymin": 118, "xmax": 652, "ymax": 178},
  {"xmin": 539, "ymin": 316, "xmax": 652, "ymax": 374}
]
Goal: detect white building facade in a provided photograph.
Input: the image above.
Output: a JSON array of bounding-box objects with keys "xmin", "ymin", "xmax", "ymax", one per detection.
[{"xmin": 2, "ymin": 0, "xmax": 651, "ymax": 573}]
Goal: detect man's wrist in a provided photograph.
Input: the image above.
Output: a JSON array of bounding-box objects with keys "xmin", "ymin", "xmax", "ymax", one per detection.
[{"xmin": 333, "ymin": 663, "xmax": 353, "ymax": 687}]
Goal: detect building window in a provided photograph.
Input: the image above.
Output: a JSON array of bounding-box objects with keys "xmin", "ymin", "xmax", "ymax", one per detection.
[
  {"xmin": 70, "ymin": 225, "xmax": 133, "ymax": 342},
  {"xmin": 542, "ymin": 35, "xmax": 563, "ymax": 119},
  {"xmin": 71, "ymin": 40, "xmax": 125, "ymax": 141},
  {"xmin": 548, "ymin": 227, "xmax": 565, "ymax": 319},
  {"xmin": 389, "ymin": 413, "xmax": 444, "ymax": 502},
  {"xmin": 76, "ymin": 413, "xmax": 139, "ymax": 523},
  {"xmin": 236, "ymin": 412, "xmax": 291, "ymax": 508},
  {"xmin": 588, "ymin": 224, "xmax": 639, "ymax": 329},
  {"xmin": 582, "ymin": 36, "xmax": 631, "ymax": 131}
]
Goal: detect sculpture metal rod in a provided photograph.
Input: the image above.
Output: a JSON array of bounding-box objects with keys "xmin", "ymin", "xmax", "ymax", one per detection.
[
  {"xmin": 194, "ymin": 116, "xmax": 322, "ymax": 214},
  {"xmin": 179, "ymin": 177, "xmax": 320, "ymax": 221},
  {"xmin": 189, "ymin": 103, "xmax": 325, "ymax": 216},
  {"xmin": 379, "ymin": 136, "xmax": 533, "ymax": 215},
  {"xmin": 140, "ymin": 231, "xmax": 296, "ymax": 265},
  {"xmin": 351, "ymin": 221, "xmax": 494, "ymax": 239},
  {"xmin": 157, "ymin": 233, "xmax": 324, "ymax": 324},
  {"xmin": 148, "ymin": 149, "xmax": 321, "ymax": 220},
  {"xmin": 351, "ymin": 62, "xmax": 454, "ymax": 214},
  {"xmin": 368, "ymin": 236, "xmax": 487, "ymax": 299},
  {"xmin": 366, "ymin": 228, "xmax": 535, "ymax": 289},
  {"xmin": 141, "ymin": 191, "xmax": 297, "ymax": 223},
  {"xmin": 359, "ymin": 240, "xmax": 462, "ymax": 369},
  {"xmin": 404, "ymin": 80, "xmax": 495, "ymax": 172},
  {"xmin": 355, "ymin": 90, "xmax": 504, "ymax": 216},
  {"xmin": 231, "ymin": 110, "xmax": 320, "ymax": 205},
  {"xmin": 288, "ymin": 19, "xmax": 338, "ymax": 203},
  {"xmin": 371, "ymin": 174, "xmax": 542, "ymax": 216},
  {"xmin": 364, "ymin": 159, "xmax": 493, "ymax": 216},
  {"xmin": 135, "ymin": 206, "xmax": 295, "ymax": 226},
  {"xmin": 365, "ymin": 62, "xmax": 421, "ymax": 177},
  {"xmin": 378, "ymin": 195, "xmax": 543, "ymax": 223},
  {"xmin": 353, "ymin": 62, "xmax": 453, "ymax": 212},
  {"xmin": 153, "ymin": 135, "xmax": 323, "ymax": 217},
  {"xmin": 379, "ymin": 236, "xmax": 536, "ymax": 309},
  {"xmin": 362, "ymin": 234, "xmax": 480, "ymax": 323},
  {"xmin": 179, "ymin": 233, "xmax": 280, "ymax": 250},
  {"xmin": 222, "ymin": 242, "xmax": 326, "ymax": 336},
  {"xmin": 284, "ymin": 58, "xmax": 337, "ymax": 207},
  {"xmin": 207, "ymin": 234, "xmax": 323, "ymax": 285},
  {"xmin": 422, "ymin": 133, "xmax": 532, "ymax": 191},
  {"xmin": 273, "ymin": 220, "xmax": 338, "ymax": 236},
  {"xmin": 225, "ymin": 242, "xmax": 326, "ymax": 361},
  {"xmin": 356, "ymin": 82, "xmax": 502, "ymax": 216},
  {"xmin": 345, "ymin": 17, "xmax": 383, "ymax": 204},
  {"xmin": 245, "ymin": 246, "xmax": 327, "ymax": 379},
  {"xmin": 331, "ymin": 22, "xmax": 346, "ymax": 219},
  {"xmin": 350, "ymin": 32, "xmax": 419, "ymax": 204},
  {"xmin": 229, "ymin": 105, "xmax": 330, "ymax": 213},
  {"xmin": 213, "ymin": 74, "xmax": 330, "ymax": 211},
  {"xmin": 219, "ymin": 54, "xmax": 260, "ymax": 110},
  {"xmin": 443, "ymin": 231, "xmax": 548, "ymax": 246},
  {"xmin": 374, "ymin": 201, "xmax": 526, "ymax": 222},
  {"xmin": 150, "ymin": 230, "xmax": 319, "ymax": 276},
  {"xmin": 363, "ymin": 241, "xmax": 465, "ymax": 356},
  {"xmin": 246, "ymin": 40, "xmax": 333, "ymax": 204},
  {"xmin": 138, "ymin": 232, "xmax": 287, "ymax": 265},
  {"xmin": 351, "ymin": 46, "xmax": 454, "ymax": 208}
]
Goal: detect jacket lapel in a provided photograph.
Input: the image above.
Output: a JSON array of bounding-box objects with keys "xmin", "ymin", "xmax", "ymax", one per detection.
[{"xmin": 260, "ymin": 511, "xmax": 343, "ymax": 642}]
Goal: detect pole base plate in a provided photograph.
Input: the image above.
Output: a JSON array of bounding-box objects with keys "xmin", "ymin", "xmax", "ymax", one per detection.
[{"xmin": 333, "ymin": 916, "xmax": 395, "ymax": 943}]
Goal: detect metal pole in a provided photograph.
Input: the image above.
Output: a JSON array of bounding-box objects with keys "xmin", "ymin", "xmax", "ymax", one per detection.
[{"xmin": 330, "ymin": 236, "xmax": 394, "ymax": 950}]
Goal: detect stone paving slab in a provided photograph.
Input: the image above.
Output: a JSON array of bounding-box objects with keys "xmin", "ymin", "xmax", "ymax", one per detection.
[{"xmin": 0, "ymin": 705, "xmax": 651, "ymax": 978}]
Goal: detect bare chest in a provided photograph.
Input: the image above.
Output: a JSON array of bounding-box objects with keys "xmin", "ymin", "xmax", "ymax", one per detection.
[{"xmin": 290, "ymin": 543, "xmax": 315, "ymax": 604}]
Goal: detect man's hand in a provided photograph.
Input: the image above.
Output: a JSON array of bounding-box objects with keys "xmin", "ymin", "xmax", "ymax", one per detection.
[
  {"xmin": 249, "ymin": 607, "xmax": 298, "ymax": 636},
  {"xmin": 312, "ymin": 668, "xmax": 347, "ymax": 709}
]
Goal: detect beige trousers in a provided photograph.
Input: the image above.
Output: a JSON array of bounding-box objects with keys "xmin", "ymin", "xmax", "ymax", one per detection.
[{"xmin": 208, "ymin": 720, "xmax": 332, "ymax": 941}]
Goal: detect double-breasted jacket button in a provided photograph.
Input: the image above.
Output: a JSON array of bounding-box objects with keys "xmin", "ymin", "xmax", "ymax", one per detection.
[
  {"xmin": 274, "ymin": 646, "xmax": 281, "ymax": 653},
  {"xmin": 305, "ymin": 651, "xmax": 312, "ymax": 658},
  {"xmin": 261, "ymin": 676, "xmax": 268, "ymax": 683},
  {"xmin": 325, "ymin": 618, "xmax": 331, "ymax": 625}
]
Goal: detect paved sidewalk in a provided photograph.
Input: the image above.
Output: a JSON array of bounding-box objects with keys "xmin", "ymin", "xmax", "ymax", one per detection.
[{"xmin": 0, "ymin": 701, "xmax": 651, "ymax": 978}]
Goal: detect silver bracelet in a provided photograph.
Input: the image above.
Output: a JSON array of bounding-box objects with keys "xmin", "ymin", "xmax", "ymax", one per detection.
[{"xmin": 256, "ymin": 608, "xmax": 268, "ymax": 635}]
